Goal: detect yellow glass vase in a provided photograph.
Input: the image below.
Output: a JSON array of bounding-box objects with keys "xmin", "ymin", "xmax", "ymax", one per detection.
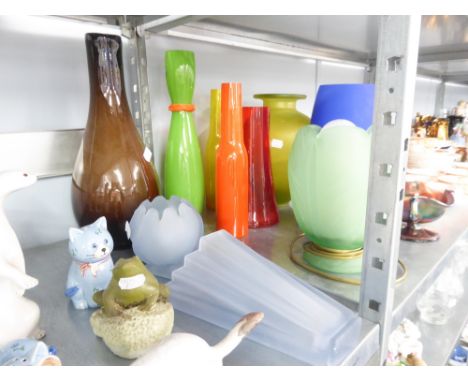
[
  {"xmin": 254, "ymin": 94, "xmax": 310, "ymax": 204},
  {"xmin": 204, "ymin": 89, "xmax": 221, "ymax": 210}
]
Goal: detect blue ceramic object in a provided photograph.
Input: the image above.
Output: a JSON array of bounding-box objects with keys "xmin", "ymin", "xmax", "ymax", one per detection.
[
  {"xmin": 311, "ymin": 84, "xmax": 375, "ymax": 130},
  {"xmin": 126, "ymin": 195, "xmax": 204, "ymax": 279},
  {"xmin": 449, "ymin": 345, "xmax": 468, "ymax": 366},
  {"xmin": 0, "ymin": 339, "xmax": 61, "ymax": 366},
  {"xmin": 66, "ymin": 217, "xmax": 114, "ymax": 309}
]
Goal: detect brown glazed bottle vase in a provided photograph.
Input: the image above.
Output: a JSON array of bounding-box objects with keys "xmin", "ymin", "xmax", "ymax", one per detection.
[{"xmin": 72, "ymin": 33, "xmax": 160, "ymax": 249}]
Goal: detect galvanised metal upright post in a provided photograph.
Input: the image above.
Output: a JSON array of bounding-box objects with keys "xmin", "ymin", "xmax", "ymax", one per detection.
[
  {"xmin": 434, "ymin": 79, "xmax": 446, "ymax": 116},
  {"xmin": 359, "ymin": 15, "xmax": 421, "ymax": 365},
  {"xmin": 121, "ymin": 16, "xmax": 201, "ymax": 169},
  {"xmin": 119, "ymin": 17, "xmax": 155, "ymax": 155}
]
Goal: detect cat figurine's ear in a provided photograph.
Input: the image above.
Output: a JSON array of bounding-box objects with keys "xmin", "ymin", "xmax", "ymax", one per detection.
[
  {"xmin": 69, "ymin": 227, "xmax": 83, "ymax": 243},
  {"xmin": 95, "ymin": 216, "xmax": 107, "ymax": 231}
]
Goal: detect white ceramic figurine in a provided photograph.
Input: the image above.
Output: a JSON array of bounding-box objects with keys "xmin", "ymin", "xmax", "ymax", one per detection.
[
  {"xmin": 132, "ymin": 312, "xmax": 264, "ymax": 366},
  {"xmin": 0, "ymin": 171, "xmax": 40, "ymax": 347}
]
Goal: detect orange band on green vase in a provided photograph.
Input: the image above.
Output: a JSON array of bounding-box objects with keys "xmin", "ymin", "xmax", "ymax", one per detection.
[{"xmin": 168, "ymin": 104, "xmax": 196, "ymax": 112}]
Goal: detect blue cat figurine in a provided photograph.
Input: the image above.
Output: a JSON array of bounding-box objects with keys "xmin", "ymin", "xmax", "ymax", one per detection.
[{"xmin": 65, "ymin": 217, "xmax": 114, "ymax": 309}]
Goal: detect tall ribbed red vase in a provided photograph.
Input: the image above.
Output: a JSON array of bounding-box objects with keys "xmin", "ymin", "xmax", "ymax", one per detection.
[{"xmin": 243, "ymin": 107, "xmax": 279, "ymax": 228}]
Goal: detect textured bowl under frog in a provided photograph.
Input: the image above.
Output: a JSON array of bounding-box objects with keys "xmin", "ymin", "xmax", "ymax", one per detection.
[
  {"xmin": 90, "ymin": 301, "xmax": 174, "ymax": 359},
  {"xmin": 127, "ymin": 196, "xmax": 204, "ymax": 279}
]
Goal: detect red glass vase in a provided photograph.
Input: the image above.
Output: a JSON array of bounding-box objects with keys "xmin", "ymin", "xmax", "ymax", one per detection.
[{"xmin": 243, "ymin": 107, "xmax": 279, "ymax": 228}]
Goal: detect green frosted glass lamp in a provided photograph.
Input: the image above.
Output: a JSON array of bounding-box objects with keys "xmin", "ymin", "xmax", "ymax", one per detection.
[{"xmin": 288, "ymin": 121, "xmax": 371, "ymax": 276}]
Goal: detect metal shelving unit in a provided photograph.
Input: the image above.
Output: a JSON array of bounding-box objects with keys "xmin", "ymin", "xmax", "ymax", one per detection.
[{"xmin": 5, "ymin": 14, "xmax": 468, "ymax": 365}]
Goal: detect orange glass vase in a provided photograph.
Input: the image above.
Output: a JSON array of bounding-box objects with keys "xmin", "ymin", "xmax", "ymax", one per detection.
[{"xmin": 216, "ymin": 83, "xmax": 248, "ymax": 239}]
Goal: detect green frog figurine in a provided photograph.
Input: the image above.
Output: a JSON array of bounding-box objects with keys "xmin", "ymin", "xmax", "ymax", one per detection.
[{"xmin": 93, "ymin": 256, "xmax": 170, "ymax": 317}]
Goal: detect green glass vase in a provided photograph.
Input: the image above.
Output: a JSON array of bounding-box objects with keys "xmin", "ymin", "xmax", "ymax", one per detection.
[
  {"xmin": 288, "ymin": 123, "xmax": 371, "ymax": 274},
  {"xmin": 164, "ymin": 50, "xmax": 204, "ymax": 212}
]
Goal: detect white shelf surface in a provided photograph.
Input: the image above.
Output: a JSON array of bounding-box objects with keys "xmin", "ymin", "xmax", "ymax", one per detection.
[
  {"xmin": 24, "ymin": 197, "xmax": 468, "ymax": 366},
  {"xmin": 24, "ymin": 241, "xmax": 307, "ymax": 366}
]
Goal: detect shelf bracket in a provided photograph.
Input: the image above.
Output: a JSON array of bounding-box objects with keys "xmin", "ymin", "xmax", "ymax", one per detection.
[
  {"xmin": 119, "ymin": 20, "xmax": 155, "ymax": 162},
  {"xmin": 365, "ymin": 59, "xmax": 376, "ymax": 83},
  {"xmin": 434, "ymin": 80, "xmax": 447, "ymax": 116},
  {"xmin": 136, "ymin": 16, "xmax": 204, "ymax": 36},
  {"xmin": 359, "ymin": 15, "xmax": 421, "ymax": 365}
]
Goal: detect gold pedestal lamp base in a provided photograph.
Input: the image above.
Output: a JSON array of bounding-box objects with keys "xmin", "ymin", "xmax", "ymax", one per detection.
[{"xmin": 290, "ymin": 234, "xmax": 407, "ymax": 285}]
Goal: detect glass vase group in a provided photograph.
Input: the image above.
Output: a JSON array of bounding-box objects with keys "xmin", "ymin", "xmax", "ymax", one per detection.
[
  {"xmin": 72, "ymin": 33, "xmax": 374, "ymax": 275},
  {"xmin": 206, "ymin": 87, "xmax": 281, "ymax": 238}
]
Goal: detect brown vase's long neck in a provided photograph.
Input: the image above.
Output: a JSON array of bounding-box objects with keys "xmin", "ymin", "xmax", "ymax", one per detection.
[{"xmin": 86, "ymin": 34, "xmax": 130, "ymax": 115}]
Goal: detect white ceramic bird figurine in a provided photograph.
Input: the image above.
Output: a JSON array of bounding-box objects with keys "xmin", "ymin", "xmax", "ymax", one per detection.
[
  {"xmin": 132, "ymin": 312, "xmax": 264, "ymax": 366},
  {"xmin": 0, "ymin": 171, "xmax": 40, "ymax": 347}
]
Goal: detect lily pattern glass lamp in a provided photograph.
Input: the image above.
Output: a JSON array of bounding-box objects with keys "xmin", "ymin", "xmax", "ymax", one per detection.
[{"xmin": 289, "ymin": 84, "xmax": 374, "ymax": 277}]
